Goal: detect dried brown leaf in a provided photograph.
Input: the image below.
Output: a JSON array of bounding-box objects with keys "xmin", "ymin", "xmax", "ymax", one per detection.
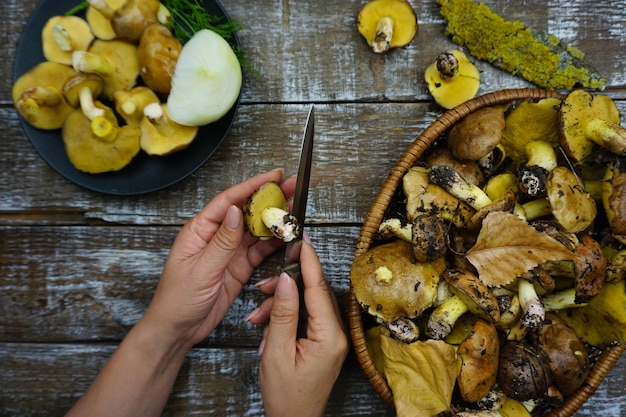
[
  {"xmin": 466, "ymin": 212, "xmax": 578, "ymax": 286},
  {"xmin": 380, "ymin": 334, "xmax": 458, "ymax": 417}
]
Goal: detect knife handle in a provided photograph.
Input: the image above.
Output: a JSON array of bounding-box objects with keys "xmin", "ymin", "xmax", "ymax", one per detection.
[{"xmin": 283, "ymin": 263, "xmax": 307, "ymax": 338}]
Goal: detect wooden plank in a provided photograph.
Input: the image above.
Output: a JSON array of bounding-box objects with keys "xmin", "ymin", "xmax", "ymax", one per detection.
[
  {"xmin": 3, "ymin": 101, "xmax": 626, "ymax": 225},
  {"xmin": 3, "ymin": 0, "xmax": 626, "ymax": 104},
  {"xmin": 0, "ymin": 342, "xmax": 623, "ymax": 416},
  {"xmin": 0, "ymin": 225, "xmax": 361, "ymax": 344}
]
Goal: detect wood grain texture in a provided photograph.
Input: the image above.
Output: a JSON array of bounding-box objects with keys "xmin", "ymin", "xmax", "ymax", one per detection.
[{"xmin": 0, "ymin": 0, "xmax": 625, "ymax": 415}]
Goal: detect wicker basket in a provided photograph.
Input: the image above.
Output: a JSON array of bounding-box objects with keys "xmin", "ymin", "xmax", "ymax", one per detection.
[{"xmin": 348, "ymin": 88, "xmax": 626, "ymax": 416}]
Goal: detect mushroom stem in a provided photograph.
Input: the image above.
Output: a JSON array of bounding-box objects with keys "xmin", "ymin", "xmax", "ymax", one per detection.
[
  {"xmin": 435, "ymin": 51, "xmax": 459, "ymax": 79},
  {"xmin": 585, "ymin": 118, "xmax": 626, "ymax": 156},
  {"xmin": 260, "ymin": 207, "xmax": 300, "ymax": 242},
  {"xmin": 542, "ymin": 288, "xmax": 587, "ymax": 311},
  {"xmin": 87, "ymin": 0, "xmax": 115, "ymax": 19},
  {"xmin": 426, "ymin": 294, "xmax": 469, "ymax": 340},
  {"xmin": 372, "ymin": 16, "xmax": 394, "ymax": 53},
  {"xmin": 72, "ymin": 51, "xmax": 115, "ymax": 76},
  {"xmin": 519, "ymin": 141, "xmax": 557, "ymax": 197},
  {"xmin": 429, "ymin": 165, "xmax": 493, "ymax": 210},
  {"xmin": 517, "ymin": 278, "xmax": 545, "ymax": 328},
  {"xmin": 91, "ymin": 115, "xmax": 117, "ymax": 142},
  {"xmin": 143, "ymin": 102, "xmax": 176, "ymax": 137},
  {"xmin": 521, "ymin": 198, "xmax": 552, "ymax": 221},
  {"xmin": 79, "ymin": 86, "xmax": 105, "ymax": 120},
  {"xmin": 51, "ymin": 23, "xmax": 73, "ymax": 51},
  {"xmin": 17, "ymin": 86, "xmax": 63, "ymax": 116},
  {"xmin": 158, "ymin": 3, "xmax": 172, "ymax": 24},
  {"xmin": 378, "ymin": 218, "xmax": 412, "ymax": 242}
]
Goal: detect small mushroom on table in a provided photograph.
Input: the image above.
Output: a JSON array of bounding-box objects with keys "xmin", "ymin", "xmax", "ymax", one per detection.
[
  {"xmin": 356, "ymin": 0, "xmax": 418, "ymax": 53},
  {"xmin": 12, "ymin": 61, "xmax": 77, "ymax": 130},
  {"xmin": 424, "ymin": 50, "xmax": 480, "ymax": 109}
]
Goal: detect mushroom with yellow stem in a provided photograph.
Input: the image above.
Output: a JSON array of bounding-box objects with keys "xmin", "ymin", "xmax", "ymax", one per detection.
[
  {"xmin": 12, "ymin": 61, "xmax": 78, "ymax": 130},
  {"xmin": 42, "ymin": 15, "xmax": 95, "ymax": 65},
  {"xmin": 114, "ymin": 86, "xmax": 160, "ymax": 126},
  {"xmin": 139, "ymin": 102, "xmax": 199, "ymax": 156},
  {"xmin": 243, "ymin": 181, "xmax": 300, "ymax": 242},
  {"xmin": 425, "ymin": 50, "xmax": 480, "ymax": 109},
  {"xmin": 72, "ymin": 39, "xmax": 140, "ymax": 100},
  {"xmin": 558, "ymin": 89, "xmax": 621, "ymax": 163},
  {"xmin": 356, "ymin": 0, "xmax": 418, "ymax": 53},
  {"xmin": 518, "ymin": 140, "xmax": 558, "ymax": 198},
  {"xmin": 85, "ymin": 0, "xmax": 124, "ymax": 40},
  {"xmin": 62, "ymin": 102, "xmax": 141, "ymax": 173}
]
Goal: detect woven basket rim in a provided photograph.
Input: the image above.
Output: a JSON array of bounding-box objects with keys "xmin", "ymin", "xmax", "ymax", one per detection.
[{"xmin": 348, "ymin": 88, "xmax": 625, "ymax": 416}]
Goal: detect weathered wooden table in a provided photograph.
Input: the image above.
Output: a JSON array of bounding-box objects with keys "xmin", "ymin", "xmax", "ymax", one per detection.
[{"xmin": 1, "ymin": 0, "xmax": 625, "ymax": 415}]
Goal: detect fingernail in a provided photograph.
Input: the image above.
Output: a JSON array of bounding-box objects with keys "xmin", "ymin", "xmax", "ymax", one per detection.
[
  {"xmin": 225, "ymin": 205, "xmax": 241, "ymax": 229},
  {"xmin": 257, "ymin": 338, "xmax": 266, "ymax": 356},
  {"xmin": 254, "ymin": 277, "xmax": 275, "ymax": 288},
  {"xmin": 271, "ymin": 167, "xmax": 285, "ymax": 176},
  {"xmin": 302, "ymin": 231, "xmax": 312, "ymax": 244},
  {"xmin": 245, "ymin": 307, "xmax": 260, "ymax": 322},
  {"xmin": 275, "ymin": 272, "xmax": 294, "ymax": 298}
]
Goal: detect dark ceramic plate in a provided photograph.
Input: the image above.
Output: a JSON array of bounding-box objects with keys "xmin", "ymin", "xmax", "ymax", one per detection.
[{"xmin": 13, "ymin": 0, "xmax": 240, "ymax": 195}]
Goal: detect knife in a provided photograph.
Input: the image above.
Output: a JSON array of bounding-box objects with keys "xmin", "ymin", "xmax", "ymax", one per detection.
[{"xmin": 283, "ymin": 105, "xmax": 314, "ymax": 334}]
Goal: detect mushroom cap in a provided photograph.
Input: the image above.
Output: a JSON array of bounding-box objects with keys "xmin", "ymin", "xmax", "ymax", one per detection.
[
  {"xmin": 111, "ymin": 0, "xmax": 161, "ymax": 43},
  {"xmin": 85, "ymin": 39, "xmax": 140, "ymax": 100},
  {"xmin": 425, "ymin": 147, "xmax": 485, "ymax": 186},
  {"xmin": 350, "ymin": 240, "xmax": 445, "ymax": 323},
  {"xmin": 12, "ymin": 61, "xmax": 78, "ymax": 130},
  {"xmin": 42, "ymin": 15, "xmax": 95, "ymax": 65},
  {"xmin": 444, "ymin": 269, "xmax": 500, "ymax": 323},
  {"xmin": 558, "ymin": 89, "xmax": 620, "ymax": 163},
  {"xmin": 114, "ymin": 86, "xmax": 160, "ymax": 126},
  {"xmin": 86, "ymin": 0, "xmax": 127, "ymax": 40},
  {"xmin": 425, "ymin": 50, "xmax": 480, "ymax": 109},
  {"xmin": 62, "ymin": 102, "xmax": 140, "ymax": 173},
  {"xmin": 137, "ymin": 23, "xmax": 182, "ymax": 94},
  {"xmin": 243, "ymin": 181, "xmax": 289, "ymax": 240},
  {"xmin": 139, "ymin": 103, "xmax": 199, "ymax": 156},
  {"xmin": 356, "ymin": 0, "xmax": 418, "ymax": 51},
  {"xmin": 497, "ymin": 341, "xmax": 551, "ymax": 401},
  {"xmin": 447, "ymin": 106, "xmax": 505, "ymax": 161},
  {"xmin": 457, "ymin": 318, "xmax": 499, "ymax": 403},
  {"xmin": 546, "ymin": 166, "xmax": 597, "ymax": 233},
  {"xmin": 62, "ymin": 73, "xmax": 104, "ymax": 108}
]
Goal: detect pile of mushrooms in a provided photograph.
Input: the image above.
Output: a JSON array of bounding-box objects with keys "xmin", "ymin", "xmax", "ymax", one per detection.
[
  {"xmin": 13, "ymin": 0, "xmax": 242, "ymax": 174},
  {"xmin": 351, "ymin": 90, "xmax": 626, "ymax": 416}
]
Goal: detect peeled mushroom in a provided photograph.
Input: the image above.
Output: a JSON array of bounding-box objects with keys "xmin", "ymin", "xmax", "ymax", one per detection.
[
  {"xmin": 42, "ymin": 15, "xmax": 95, "ymax": 65},
  {"xmin": 356, "ymin": 0, "xmax": 418, "ymax": 53},
  {"xmin": 12, "ymin": 61, "xmax": 77, "ymax": 130},
  {"xmin": 139, "ymin": 102, "xmax": 198, "ymax": 156},
  {"xmin": 62, "ymin": 102, "xmax": 140, "ymax": 173},
  {"xmin": 425, "ymin": 50, "xmax": 480, "ymax": 109},
  {"xmin": 86, "ymin": 0, "xmax": 127, "ymax": 40},
  {"xmin": 114, "ymin": 86, "xmax": 160, "ymax": 126},
  {"xmin": 72, "ymin": 39, "xmax": 139, "ymax": 100},
  {"xmin": 243, "ymin": 181, "xmax": 300, "ymax": 242}
]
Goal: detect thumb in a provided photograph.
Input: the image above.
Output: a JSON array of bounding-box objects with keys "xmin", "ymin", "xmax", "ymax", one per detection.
[
  {"xmin": 202, "ymin": 205, "xmax": 244, "ymax": 267},
  {"xmin": 264, "ymin": 272, "xmax": 299, "ymax": 354}
]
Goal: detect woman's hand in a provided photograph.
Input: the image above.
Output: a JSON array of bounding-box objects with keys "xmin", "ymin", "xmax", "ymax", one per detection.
[
  {"xmin": 251, "ymin": 237, "xmax": 349, "ymax": 417},
  {"xmin": 145, "ymin": 169, "xmax": 295, "ymax": 348}
]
